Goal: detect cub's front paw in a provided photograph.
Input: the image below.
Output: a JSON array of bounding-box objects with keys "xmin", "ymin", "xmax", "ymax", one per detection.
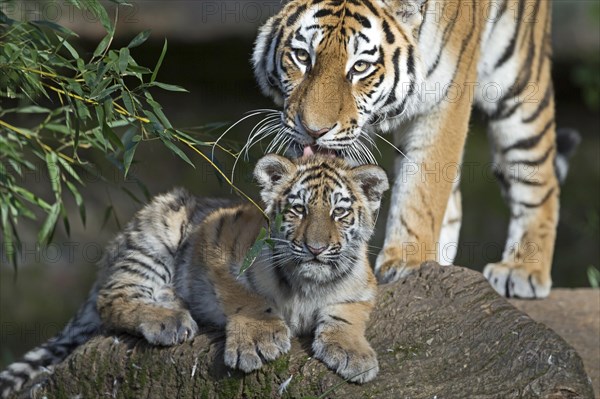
[
  {"xmin": 483, "ymin": 262, "xmax": 551, "ymax": 299},
  {"xmin": 224, "ymin": 317, "xmax": 291, "ymax": 373},
  {"xmin": 139, "ymin": 309, "xmax": 198, "ymax": 346},
  {"xmin": 313, "ymin": 335, "xmax": 379, "ymax": 384}
]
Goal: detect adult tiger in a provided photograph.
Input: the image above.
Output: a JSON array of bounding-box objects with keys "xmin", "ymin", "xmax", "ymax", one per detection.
[{"xmin": 252, "ymin": 0, "xmax": 579, "ymax": 298}]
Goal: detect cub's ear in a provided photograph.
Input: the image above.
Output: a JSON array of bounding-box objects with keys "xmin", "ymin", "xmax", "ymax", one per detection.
[
  {"xmin": 254, "ymin": 154, "xmax": 296, "ymax": 193},
  {"xmin": 350, "ymin": 165, "xmax": 390, "ymax": 212}
]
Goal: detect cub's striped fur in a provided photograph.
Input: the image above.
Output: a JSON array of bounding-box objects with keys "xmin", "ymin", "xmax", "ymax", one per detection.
[
  {"xmin": 0, "ymin": 155, "xmax": 388, "ymax": 397},
  {"xmin": 252, "ymin": 0, "xmax": 580, "ymax": 298}
]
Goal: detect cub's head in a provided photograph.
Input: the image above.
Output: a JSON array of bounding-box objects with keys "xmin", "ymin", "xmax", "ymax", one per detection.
[
  {"xmin": 254, "ymin": 154, "xmax": 389, "ymax": 283},
  {"xmin": 252, "ymin": 0, "xmax": 425, "ymax": 160}
]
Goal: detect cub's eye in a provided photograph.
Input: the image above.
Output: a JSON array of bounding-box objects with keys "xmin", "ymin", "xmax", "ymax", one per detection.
[
  {"xmin": 351, "ymin": 61, "xmax": 371, "ymax": 75},
  {"xmin": 291, "ymin": 204, "xmax": 305, "ymax": 214},
  {"xmin": 332, "ymin": 207, "xmax": 348, "ymax": 218},
  {"xmin": 293, "ymin": 49, "xmax": 311, "ymax": 66}
]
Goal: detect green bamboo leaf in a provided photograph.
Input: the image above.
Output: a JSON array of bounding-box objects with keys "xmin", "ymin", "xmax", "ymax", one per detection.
[
  {"xmin": 127, "ymin": 29, "xmax": 151, "ymax": 48},
  {"xmin": 274, "ymin": 212, "xmax": 284, "ymax": 233},
  {"xmin": 61, "ymin": 40, "xmax": 79, "ymax": 59},
  {"xmin": 31, "ymin": 20, "xmax": 77, "ymax": 36},
  {"xmin": 121, "ymin": 90, "xmax": 135, "ymax": 116},
  {"xmin": 151, "ymin": 39, "xmax": 167, "ymax": 83},
  {"xmin": 45, "ymin": 152, "xmax": 61, "ymax": 196},
  {"xmin": 103, "ymin": 121, "xmax": 124, "ymax": 150},
  {"xmin": 145, "ymin": 96, "xmax": 172, "ymax": 129},
  {"xmin": 122, "ymin": 128, "xmax": 139, "ymax": 177},
  {"xmin": 93, "ymin": 34, "xmax": 111, "ymax": 58},
  {"xmin": 13, "ymin": 106, "xmax": 49, "ymax": 114},
  {"xmin": 57, "ymin": 157, "xmax": 83, "ymax": 185},
  {"xmin": 239, "ymin": 228, "xmax": 267, "ymax": 275},
  {"xmin": 13, "ymin": 187, "xmax": 52, "ymax": 211},
  {"xmin": 65, "ymin": 180, "xmax": 86, "ymax": 224},
  {"xmin": 151, "ymin": 82, "xmax": 188, "ymax": 92},
  {"xmin": 38, "ymin": 202, "xmax": 60, "ymax": 245},
  {"xmin": 160, "ymin": 138, "xmax": 195, "ymax": 168},
  {"xmin": 118, "ymin": 47, "xmax": 129, "ymax": 73},
  {"xmin": 0, "ymin": 202, "xmax": 18, "ymax": 269},
  {"xmin": 62, "ymin": 204, "xmax": 71, "ymax": 237}
]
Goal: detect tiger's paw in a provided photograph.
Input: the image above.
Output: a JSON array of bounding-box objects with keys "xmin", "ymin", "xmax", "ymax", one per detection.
[
  {"xmin": 139, "ymin": 309, "xmax": 198, "ymax": 346},
  {"xmin": 483, "ymin": 262, "xmax": 551, "ymax": 299},
  {"xmin": 313, "ymin": 335, "xmax": 379, "ymax": 383},
  {"xmin": 375, "ymin": 250, "xmax": 421, "ymax": 284},
  {"xmin": 224, "ymin": 317, "xmax": 291, "ymax": 373}
]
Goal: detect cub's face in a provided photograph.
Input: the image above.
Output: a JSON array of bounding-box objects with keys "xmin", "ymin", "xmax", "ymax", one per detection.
[
  {"xmin": 254, "ymin": 154, "xmax": 388, "ymax": 283},
  {"xmin": 252, "ymin": 0, "xmax": 423, "ymax": 161}
]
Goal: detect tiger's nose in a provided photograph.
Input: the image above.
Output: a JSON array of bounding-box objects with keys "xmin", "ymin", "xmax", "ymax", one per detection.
[
  {"xmin": 300, "ymin": 116, "xmax": 332, "ymax": 138},
  {"xmin": 307, "ymin": 244, "xmax": 327, "ymax": 256}
]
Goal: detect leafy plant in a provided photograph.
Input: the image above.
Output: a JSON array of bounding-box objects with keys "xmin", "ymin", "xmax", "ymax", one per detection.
[{"xmin": 0, "ymin": 0, "xmax": 264, "ymax": 269}]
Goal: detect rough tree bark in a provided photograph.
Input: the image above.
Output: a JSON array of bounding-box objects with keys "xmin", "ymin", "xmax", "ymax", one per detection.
[{"xmin": 31, "ymin": 262, "xmax": 593, "ymax": 398}]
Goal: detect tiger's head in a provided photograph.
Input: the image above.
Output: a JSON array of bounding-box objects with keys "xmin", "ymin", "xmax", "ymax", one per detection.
[
  {"xmin": 252, "ymin": 0, "xmax": 425, "ymax": 161},
  {"xmin": 254, "ymin": 154, "xmax": 389, "ymax": 284}
]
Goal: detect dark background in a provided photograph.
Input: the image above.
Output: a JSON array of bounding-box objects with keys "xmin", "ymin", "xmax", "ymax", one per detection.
[{"xmin": 1, "ymin": 0, "xmax": 599, "ymax": 367}]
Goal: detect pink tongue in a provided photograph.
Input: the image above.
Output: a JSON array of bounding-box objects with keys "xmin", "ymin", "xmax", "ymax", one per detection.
[
  {"xmin": 303, "ymin": 145, "xmax": 316, "ymax": 156},
  {"xmin": 303, "ymin": 145, "xmax": 337, "ymax": 158}
]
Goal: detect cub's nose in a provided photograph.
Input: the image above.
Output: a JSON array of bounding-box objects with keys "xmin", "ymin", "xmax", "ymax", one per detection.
[{"xmin": 307, "ymin": 244, "xmax": 327, "ymax": 256}]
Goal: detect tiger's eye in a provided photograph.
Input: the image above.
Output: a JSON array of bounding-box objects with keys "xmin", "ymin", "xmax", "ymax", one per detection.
[
  {"xmin": 332, "ymin": 207, "xmax": 347, "ymax": 218},
  {"xmin": 294, "ymin": 49, "xmax": 311, "ymax": 65},
  {"xmin": 292, "ymin": 204, "xmax": 305, "ymax": 214},
  {"xmin": 352, "ymin": 61, "xmax": 370, "ymax": 74}
]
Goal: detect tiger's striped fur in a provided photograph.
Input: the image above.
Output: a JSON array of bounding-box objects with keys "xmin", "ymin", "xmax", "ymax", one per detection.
[
  {"xmin": 252, "ymin": 0, "xmax": 579, "ymax": 298},
  {"xmin": 0, "ymin": 155, "xmax": 388, "ymax": 397}
]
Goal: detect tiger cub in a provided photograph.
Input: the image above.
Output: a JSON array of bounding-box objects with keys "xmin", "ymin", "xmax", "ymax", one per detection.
[{"xmin": 0, "ymin": 154, "xmax": 389, "ymax": 397}]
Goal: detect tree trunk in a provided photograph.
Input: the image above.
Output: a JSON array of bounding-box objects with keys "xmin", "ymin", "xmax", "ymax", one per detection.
[{"xmin": 34, "ymin": 262, "xmax": 594, "ymax": 398}]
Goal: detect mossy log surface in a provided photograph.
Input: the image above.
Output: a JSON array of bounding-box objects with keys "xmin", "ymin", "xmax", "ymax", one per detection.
[{"xmin": 36, "ymin": 262, "xmax": 593, "ymax": 398}]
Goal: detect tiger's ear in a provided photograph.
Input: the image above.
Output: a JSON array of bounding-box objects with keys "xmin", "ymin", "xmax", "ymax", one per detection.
[
  {"xmin": 254, "ymin": 154, "xmax": 296, "ymax": 201},
  {"xmin": 383, "ymin": 0, "xmax": 426, "ymax": 28},
  {"xmin": 350, "ymin": 165, "xmax": 390, "ymax": 212}
]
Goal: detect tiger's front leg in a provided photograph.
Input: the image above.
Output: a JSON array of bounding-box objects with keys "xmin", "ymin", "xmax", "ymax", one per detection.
[{"xmin": 375, "ymin": 100, "xmax": 471, "ymax": 283}]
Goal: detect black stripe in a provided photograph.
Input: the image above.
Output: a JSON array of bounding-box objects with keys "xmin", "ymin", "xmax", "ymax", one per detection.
[
  {"xmin": 509, "ymin": 145, "xmax": 554, "ymax": 167},
  {"xmin": 214, "ymin": 217, "xmax": 225, "ymax": 244},
  {"xmin": 517, "ymin": 187, "xmax": 555, "ymax": 208},
  {"xmin": 125, "ymin": 237, "xmax": 173, "ymax": 282},
  {"xmin": 106, "ymin": 282, "xmax": 154, "ymax": 296},
  {"xmin": 495, "ymin": 0, "xmax": 524, "ymax": 69},
  {"xmin": 121, "ymin": 257, "xmax": 168, "ymax": 283},
  {"xmin": 233, "ymin": 208, "xmax": 243, "ymax": 222},
  {"xmin": 314, "ymin": 8, "xmax": 333, "ymax": 18},
  {"xmin": 330, "ymin": 315, "xmax": 352, "ymax": 325},
  {"xmin": 382, "ymin": 19, "xmax": 396, "ymax": 44},
  {"xmin": 353, "ymin": 0, "xmax": 379, "ymax": 17},
  {"xmin": 287, "ymin": 4, "xmax": 307, "ymax": 26},
  {"xmin": 383, "ymin": 48, "xmax": 401, "ymax": 106},
  {"xmin": 502, "ymin": 119, "xmax": 554, "ymax": 154},
  {"xmin": 528, "ymin": 275, "xmax": 538, "ymax": 297},
  {"xmin": 418, "ymin": 0, "xmax": 429, "ymax": 38},
  {"xmin": 349, "ymin": 11, "xmax": 371, "ymax": 28},
  {"xmin": 426, "ymin": 4, "xmax": 459, "ymax": 77},
  {"xmin": 522, "ymin": 86, "xmax": 553, "ymax": 124}
]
